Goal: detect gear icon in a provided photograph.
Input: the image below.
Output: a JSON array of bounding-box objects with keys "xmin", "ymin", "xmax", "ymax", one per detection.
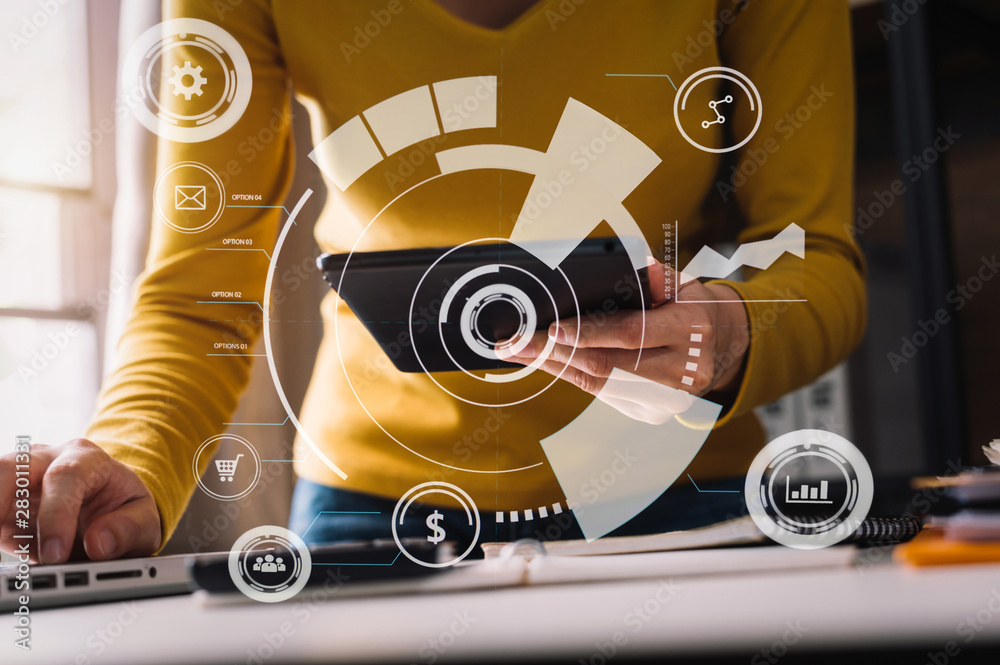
[{"xmin": 168, "ymin": 61, "xmax": 207, "ymax": 101}]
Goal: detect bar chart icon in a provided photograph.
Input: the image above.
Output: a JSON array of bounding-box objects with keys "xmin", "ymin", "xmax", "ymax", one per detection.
[{"xmin": 785, "ymin": 477, "xmax": 833, "ymax": 505}]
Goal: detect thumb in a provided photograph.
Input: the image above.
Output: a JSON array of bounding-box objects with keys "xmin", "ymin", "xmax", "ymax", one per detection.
[
  {"xmin": 648, "ymin": 260, "xmax": 698, "ymax": 306},
  {"xmin": 82, "ymin": 496, "xmax": 162, "ymax": 561},
  {"xmin": 647, "ymin": 260, "xmax": 666, "ymax": 305}
]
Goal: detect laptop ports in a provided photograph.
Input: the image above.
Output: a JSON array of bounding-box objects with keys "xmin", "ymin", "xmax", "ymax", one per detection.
[{"xmin": 63, "ymin": 571, "xmax": 89, "ymax": 588}]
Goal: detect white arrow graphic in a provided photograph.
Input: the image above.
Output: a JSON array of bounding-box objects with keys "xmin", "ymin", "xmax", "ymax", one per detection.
[{"xmin": 680, "ymin": 222, "xmax": 805, "ymax": 284}]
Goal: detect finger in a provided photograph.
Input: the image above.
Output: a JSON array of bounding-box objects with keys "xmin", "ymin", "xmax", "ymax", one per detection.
[
  {"xmin": 518, "ymin": 354, "xmax": 610, "ymax": 396},
  {"xmin": 494, "ymin": 330, "xmax": 557, "ymax": 365},
  {"xmin": 0, "ymin": 445, "xmax": 56, "ymax": 560},
  {"xmin": 0, "ymin": 444, "xmax": 54, "ymax": 522},
  {"xmin": 0, "ymin": 455, "xmax": 21, "ymax": 544},
  {"xmin": 551, "ymin": 304, "xmax": 708, "ymax": 351},
  {"xmin": 598, "ymin": 394, "xmax": 677, "ymax": 425},
  {"xmin": 522, "ymin": 335, "xmax": 700, "ymax": 392},
  {"xmin": 499, "ymin": 330, "xmax": 638, "ymax": 378},
  {"xmin": 507, "ymin": 330, "xmax": 679, "ymax": 384},
  {"xmin": 36, "ymin": 440, "xmax": 108, "ymax": 564},
  {"xmin": 83, "ymin": 497, "xmax": 161, "ymax": 560},
  {"xmin": 672, "ymin": 262, "xmax": 706, "ymax": 298},
  {"xmin": 548, "ymin": 309, "xmax": 649, "ymax": 350},
  {"xmin": 650, "ymin": 261, "xmax": 701, "ymax": 306},
  {"xmin": 598, "ymin": 371, "xmax": 697, "ymax": 414},
  {"xmin": 527, "ymin": 361, "xmax": 662, "ymax": 423},
  {"xmin": 647, "ymin": 260, "xmax": 667, "ymax": 306},
  {"xmin": 525, "ymin": 349, "xmax": 702, "ymax": 426},
  {"xmin": 519, "ymin": 331, "xmax": 642, "ymax": 378}
]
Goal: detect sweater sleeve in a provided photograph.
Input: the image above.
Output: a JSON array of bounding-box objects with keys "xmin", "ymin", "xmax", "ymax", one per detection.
[
  {"xmin": 709, "ymin": 0, "xmax": 866, "ymax": 425},
  {"xmin": 85, "ymin": 0, "xmax": 293, "ymax": 547}
]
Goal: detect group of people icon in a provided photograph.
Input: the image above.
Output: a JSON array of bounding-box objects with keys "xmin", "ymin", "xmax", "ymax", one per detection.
[{"xmin": 251, "ymin": 553, "xmax": 286, "ymax": 573}]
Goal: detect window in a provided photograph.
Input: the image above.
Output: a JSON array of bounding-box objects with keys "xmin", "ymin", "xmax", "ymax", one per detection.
[{"xmin": 0, "ymin": 1, "xmax": 119, "ymax": 454}]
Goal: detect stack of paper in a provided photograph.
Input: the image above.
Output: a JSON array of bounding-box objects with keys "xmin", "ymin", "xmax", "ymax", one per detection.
[{"xmin": 896, "ymin": 442, "xmax": 1000, "ymax": 566}]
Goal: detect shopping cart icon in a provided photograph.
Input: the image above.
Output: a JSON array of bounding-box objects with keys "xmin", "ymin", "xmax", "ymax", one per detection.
[{"xmin": 216, "ymin": 454, "xmax": 244, "ymax": 482}]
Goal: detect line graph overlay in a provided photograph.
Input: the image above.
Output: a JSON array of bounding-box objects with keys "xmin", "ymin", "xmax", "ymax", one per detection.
[
  {"xmin": 680, "ymin": 222, "xmax": 804, "ymax": 283},
  {"xmin": 671, "ymin": 221, "xmax": 807, "ymax": 303}
]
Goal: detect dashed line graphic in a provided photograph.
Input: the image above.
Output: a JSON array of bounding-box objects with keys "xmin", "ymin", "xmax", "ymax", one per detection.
[
  {"xmin": 681, "ymin": 328, "xmax": 702, "ymax": 389},
  {"xmin": 495, "ymin": 501, "xmax": 567, "ymax": 524}
]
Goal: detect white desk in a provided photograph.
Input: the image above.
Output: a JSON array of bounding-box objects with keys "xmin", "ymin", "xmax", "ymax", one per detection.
[{"xmin": 4, "ymin": 555, "xmax": 1000, "ymax": 663}]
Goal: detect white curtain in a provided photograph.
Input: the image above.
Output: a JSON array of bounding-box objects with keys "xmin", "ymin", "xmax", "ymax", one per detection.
[{"xmin": 104, "ymin": 0, "xmax": 159, "ymax": 360}]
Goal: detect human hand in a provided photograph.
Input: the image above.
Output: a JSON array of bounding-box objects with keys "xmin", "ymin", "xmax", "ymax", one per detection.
[
  {"xmin": 0, "ymin": 439, "xmax": 161, "ymax": 563},
  {"xmin": 497, "ymin": 263, "xmax": 749, "ymax": 422}
]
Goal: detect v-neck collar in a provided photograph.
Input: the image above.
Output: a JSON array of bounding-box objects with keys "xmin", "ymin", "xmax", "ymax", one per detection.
[{"xmin": 416, "ymin": 0, "xmax": 554, "ymax": 37}]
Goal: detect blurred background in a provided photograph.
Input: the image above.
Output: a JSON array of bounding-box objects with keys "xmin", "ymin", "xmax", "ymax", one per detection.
[{"xmin": 0, "ymin": 0, "xmax": 997, "ymax": 556}]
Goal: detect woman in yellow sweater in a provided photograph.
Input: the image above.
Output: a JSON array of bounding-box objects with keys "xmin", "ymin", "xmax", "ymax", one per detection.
[{"xmin": 0, "ymin": 0, "xmax": 864, "ymax": 563}]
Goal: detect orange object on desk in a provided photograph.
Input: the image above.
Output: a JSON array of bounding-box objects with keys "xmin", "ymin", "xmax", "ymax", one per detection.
[{"xmin": 894, "ymin": 527, "xmax": 1000, "ymax": 566}]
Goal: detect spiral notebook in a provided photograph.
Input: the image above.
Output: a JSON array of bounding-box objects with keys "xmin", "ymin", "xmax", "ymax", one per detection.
[{"xmin": 482, "ymin": 515, "xmax": 922, "ymax": 559}]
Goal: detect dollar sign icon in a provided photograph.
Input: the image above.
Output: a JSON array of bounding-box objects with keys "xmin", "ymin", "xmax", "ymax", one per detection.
[{"xmin": 426, "ymin": 510, "xmax": 446, "ymax": 544}]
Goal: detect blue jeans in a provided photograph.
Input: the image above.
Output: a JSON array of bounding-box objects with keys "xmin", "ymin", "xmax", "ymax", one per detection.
[{"xmin": 288, "ymin": 477, "xmax": 746, "ymax": 551}]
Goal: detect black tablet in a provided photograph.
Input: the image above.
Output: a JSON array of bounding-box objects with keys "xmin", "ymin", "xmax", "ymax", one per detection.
[{"xmin": 318, "ymin": 237, "xmax": 651, "ymax": 373}]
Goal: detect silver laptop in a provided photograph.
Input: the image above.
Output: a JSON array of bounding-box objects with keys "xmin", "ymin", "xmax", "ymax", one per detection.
[{"xmin": 0, "ymin": 554, "xmax": 196, "ymax": 611}]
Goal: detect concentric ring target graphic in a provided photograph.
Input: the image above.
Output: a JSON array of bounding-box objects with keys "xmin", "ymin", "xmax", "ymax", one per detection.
[
  {"xmin": 264, "ymin": 82, "xmax": 729, "ymax": 540},
  {"xmin": 407, "ymin": 237, "xmax": 580, "ymax": 404},
  {"xmin": 121, "ymin": 18, "xmax": 252, "ymax": 143},
  {"xmin": 326, "ymin": 181, "xmax": 562, "ymax": 473},
  {"xmin": 228, "ymin": 526, "xmax": 311, "ymax": 603},
  {"xmin": 457, "ymin": 282, "xmax": 535, "ymax": 361},
  {"xmin": 745, "ymin": 429, "xmax": 874, "ymax": 549},
  {"xmin": 391, "ymin": 482, "xmax": 481, "ymax": 568}
]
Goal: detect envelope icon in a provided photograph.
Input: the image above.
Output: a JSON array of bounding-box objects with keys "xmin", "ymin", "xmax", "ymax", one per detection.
[{"xmin": 175, "ymin": 185, "xmax": 207, "ymax": 211}]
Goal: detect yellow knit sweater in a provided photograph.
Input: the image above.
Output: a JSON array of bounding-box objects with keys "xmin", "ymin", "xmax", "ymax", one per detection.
[{"xmin": 87, "ymin": 0, "xmax": 865, "ymax": 545}]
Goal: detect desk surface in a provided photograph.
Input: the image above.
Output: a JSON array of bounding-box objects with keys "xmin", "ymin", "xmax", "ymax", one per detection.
[{"xmin": 4, "ymin": 554, "xmax": 1000, "ymax": 664}]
